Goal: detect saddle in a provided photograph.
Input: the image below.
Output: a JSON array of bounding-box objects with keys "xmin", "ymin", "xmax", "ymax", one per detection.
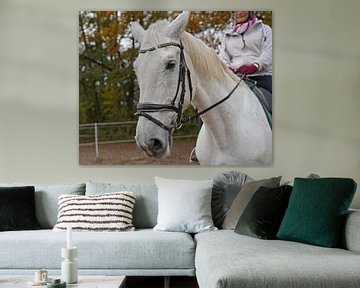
[{"xmin": 244, "ymin": 78, "xmax": 272, "ymax": 129}]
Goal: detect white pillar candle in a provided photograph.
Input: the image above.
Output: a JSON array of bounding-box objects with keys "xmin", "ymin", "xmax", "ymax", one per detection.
[{"xmin": 67, "ymin": 225, "xmax": 72, "ymax": 249}]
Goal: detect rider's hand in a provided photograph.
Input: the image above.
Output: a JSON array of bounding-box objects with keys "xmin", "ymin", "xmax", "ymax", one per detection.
[
  {"xmin": 237, "ymin": 64, "xmax": 259, "ymax": 75},
  {"xmin": 229, "ymin": 67, "xmax": 238, "ymax": 74}
]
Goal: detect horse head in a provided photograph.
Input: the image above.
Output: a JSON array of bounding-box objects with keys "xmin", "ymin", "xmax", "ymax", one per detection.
[{"xmin": 131, "ymin": 11, "xmax": 192, "ymax": 158}]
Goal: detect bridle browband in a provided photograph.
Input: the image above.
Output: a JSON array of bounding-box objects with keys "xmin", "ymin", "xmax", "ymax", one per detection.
[{"xmin": 135, "ymin": 41, "xmax": 244, "ymax": 134}]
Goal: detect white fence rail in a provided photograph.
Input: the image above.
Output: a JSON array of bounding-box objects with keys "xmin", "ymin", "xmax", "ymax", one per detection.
[
  {"xmin": 79, "ymin": 121, "xmax": 197, "ymax": 159},
  {"xmin": 80, "ymin": 121, "xmax": 137, "ymax": 158}
]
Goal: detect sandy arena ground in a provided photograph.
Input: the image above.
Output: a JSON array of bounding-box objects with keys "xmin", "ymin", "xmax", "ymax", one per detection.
[{"xmin": 79, "ymin": 138, "xmax": 198, "ymax": 165}]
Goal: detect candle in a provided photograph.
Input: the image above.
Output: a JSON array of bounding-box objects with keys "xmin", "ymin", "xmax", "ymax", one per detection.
[{"xmin": 67, "ymin": 225, "xmax": 72, "ymax": 249}]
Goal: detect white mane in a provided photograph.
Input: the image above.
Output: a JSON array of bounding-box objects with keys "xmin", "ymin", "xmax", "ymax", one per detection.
[{"xmin": 181, "ymin": 32, "xmax": 235, "ymax": 82}]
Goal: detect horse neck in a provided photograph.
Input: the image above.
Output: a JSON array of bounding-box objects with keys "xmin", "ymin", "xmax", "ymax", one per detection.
[
  {"xmin": 181, "ymin": 33, "xmax": 241, "ymax": 129},
  {"xmin": 193, "ymin": 75, "xmax": 271, "ymax": 157},
  {"xmin": 192, "ymin": 73, "xmax": 246, "ymax": 136},
  {"xmin": 182, "ymin": 33, "xmax": 265, "ymax": 145}
]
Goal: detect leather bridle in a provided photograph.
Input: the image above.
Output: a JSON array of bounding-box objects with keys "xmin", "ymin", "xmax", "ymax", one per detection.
[
  {"xmin": 135, "ymin": 42, "xmax": 193, "ymax": 134},
  {"xmin": 135, "ymin": 41, "xmax": 244, "ymax": 134}
]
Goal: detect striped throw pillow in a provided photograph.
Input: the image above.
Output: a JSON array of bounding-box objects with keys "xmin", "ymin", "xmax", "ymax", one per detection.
[{"xmin": 53, "ymin": 192, "xmax": 136, "ymax": 231}]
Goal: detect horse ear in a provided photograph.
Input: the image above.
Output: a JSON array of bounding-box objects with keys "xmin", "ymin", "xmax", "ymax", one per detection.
[
  {"xmin": 166, "ymin": 11, "xmax": 190, "ymax": 39},
  {"xmin": 130, "ymin": 21, "xmax": 146, "ymax": 43}
]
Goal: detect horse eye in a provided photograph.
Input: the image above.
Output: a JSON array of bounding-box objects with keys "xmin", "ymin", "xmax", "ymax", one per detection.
[{"xmin": 165, "ymin": 60, "xmax": 176, "ymax": 70}]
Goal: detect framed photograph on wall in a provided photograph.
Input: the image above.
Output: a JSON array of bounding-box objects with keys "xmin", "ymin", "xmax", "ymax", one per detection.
[{"xmin": 79, "ymin": 11, "xmax": 272, "ymax": 165}]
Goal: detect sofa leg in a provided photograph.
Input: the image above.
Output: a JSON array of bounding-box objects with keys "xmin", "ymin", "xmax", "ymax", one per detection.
[{"xmin": 164, "ymin": 276, "xmax": 170, "ymax": 288}]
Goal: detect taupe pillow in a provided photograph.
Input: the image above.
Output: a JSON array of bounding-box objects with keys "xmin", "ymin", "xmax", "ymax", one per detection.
[{"xmin": 222, "ymin": 176, "xmax": 281, "ymax": 230}]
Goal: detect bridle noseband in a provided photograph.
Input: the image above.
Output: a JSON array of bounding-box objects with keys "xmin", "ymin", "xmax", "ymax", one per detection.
[{"xmin": 135, "ymin": 42, "xmax": 193, "ymax": 134}]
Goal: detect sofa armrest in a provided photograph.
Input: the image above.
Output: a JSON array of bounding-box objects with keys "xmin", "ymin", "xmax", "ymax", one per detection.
[{"xmin": 342, "ymin": 209, "xmax": 360, "ymax": 253}]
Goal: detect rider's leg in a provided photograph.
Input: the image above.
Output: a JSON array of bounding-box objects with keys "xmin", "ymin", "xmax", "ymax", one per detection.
[{"xmin": 248, "ymin": 75, "xmax": 272, "ymax": 94}]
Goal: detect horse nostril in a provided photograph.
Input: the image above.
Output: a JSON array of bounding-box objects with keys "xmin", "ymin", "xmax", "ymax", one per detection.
[{"xmin": 148, "ymin": 138, "xmax": 163, "ymax": 153}]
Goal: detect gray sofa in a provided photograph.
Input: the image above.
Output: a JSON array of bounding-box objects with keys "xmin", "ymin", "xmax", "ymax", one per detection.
[
  {"xmin": 195, "ymin": 213, "xmax": 360, "ymax": 288},
  {"xmin": 0, "ymin": 180, "xmax": 360, "ymax": 288}
]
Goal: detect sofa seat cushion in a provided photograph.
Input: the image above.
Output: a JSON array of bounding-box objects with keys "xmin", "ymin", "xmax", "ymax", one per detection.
[
  {"xmin": 0, "ymin": 229, "xmax": 195, "ymax": 271},
  {"xmin": 195, "ymin": 230, "xmax": 360, "ymax": 288}
]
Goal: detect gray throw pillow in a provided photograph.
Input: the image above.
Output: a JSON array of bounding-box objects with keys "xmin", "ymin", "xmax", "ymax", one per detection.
[
  {"xmin": 35, "ymin": 184, "xmax": 86, "ymax": 228},
  {"xmin": 212, "ymin": 171, "xmax": 252, "ymax": 228},
  {"xmin": 86, "ymin": 181, "xmax": 158, "ymax": 229},
  {"xmin": 222, "ymin": 176, "xmax": 281, "ymax": 230},
  {"xmin": 154, "ymin": 177, "xmax": 217, "ymax": 233}
]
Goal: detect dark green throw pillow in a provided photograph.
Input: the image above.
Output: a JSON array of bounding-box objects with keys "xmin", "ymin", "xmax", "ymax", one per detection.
[
  {"xmin": 0, "ymin": 186, "xmax": 41, "ymax": 231},
  {"xmin": 235, "ymin": 185, "xmax": 293, "ymax": 239},
  {"xmin": 276, "ymin": 178, "xmax": 357, "ymax": 247}
]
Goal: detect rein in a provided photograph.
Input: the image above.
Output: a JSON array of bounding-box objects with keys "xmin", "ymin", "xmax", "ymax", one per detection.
[
  {"xmin": 135, "ymin": 41, "xmax": 244, "ymax": 134},
  {"xmin": 181, "ymin": 74, "xmax": 245, "ymax": 123}
]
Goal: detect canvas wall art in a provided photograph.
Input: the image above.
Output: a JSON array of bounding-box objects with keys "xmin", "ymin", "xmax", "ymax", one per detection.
[{"xmin": 79, "ymin": 11, "xmax": 273, "ymax": 165}]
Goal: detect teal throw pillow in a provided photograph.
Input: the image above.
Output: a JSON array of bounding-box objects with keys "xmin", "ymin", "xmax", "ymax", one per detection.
[{"xmin": 277, "ymin": 178, "xmax": 357, "ymax": 247}]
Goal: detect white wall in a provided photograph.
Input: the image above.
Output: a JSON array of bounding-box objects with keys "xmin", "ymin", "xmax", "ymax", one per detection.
[{"xmin": 0, "ymin": 0, "xmax": 359, "ymax": 208}]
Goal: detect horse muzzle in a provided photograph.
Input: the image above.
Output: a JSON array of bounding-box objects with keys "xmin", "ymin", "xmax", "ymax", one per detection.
[{"xmin": 135, "ymin": 134, "xmax": 171, "ymax": 159}]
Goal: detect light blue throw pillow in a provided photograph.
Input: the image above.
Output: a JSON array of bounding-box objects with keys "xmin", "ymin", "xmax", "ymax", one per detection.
[
  {"xmin": 85, "ymin": 181, "xmax": 158, "ymax": 229},
  {"xmin": 154, "ymin": 177, "xmax": 217, "ymax": 233}
]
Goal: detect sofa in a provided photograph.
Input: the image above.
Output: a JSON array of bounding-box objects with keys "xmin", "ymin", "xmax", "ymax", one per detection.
[{"xmin": 0, "ymin": 174, "xmax": 359, "ymax": 288}]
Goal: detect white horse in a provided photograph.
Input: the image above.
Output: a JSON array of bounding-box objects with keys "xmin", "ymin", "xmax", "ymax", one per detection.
[{"xmin": 131, "ymin": 11, "xmax": 272, "ymax": 165}]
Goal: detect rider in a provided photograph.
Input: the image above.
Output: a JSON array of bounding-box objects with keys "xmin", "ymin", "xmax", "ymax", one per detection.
[
  {"xmin": 191, "ymin": 11, "xmax": 273, "ymax": 164},
  {"xmin": 219, "ymin": 11, "xmax": 272, "ymax": 94}
]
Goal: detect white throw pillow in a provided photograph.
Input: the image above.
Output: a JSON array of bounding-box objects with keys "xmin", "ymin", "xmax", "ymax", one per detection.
[{"xmin": 154, "ymin": 177, "xmax": 217, "ymax": 233}]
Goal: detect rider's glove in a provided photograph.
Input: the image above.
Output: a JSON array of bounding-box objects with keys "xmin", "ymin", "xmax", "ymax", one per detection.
[{"xmin": 237, "ymin": 63, "xmax": 259, "ymax": 75}]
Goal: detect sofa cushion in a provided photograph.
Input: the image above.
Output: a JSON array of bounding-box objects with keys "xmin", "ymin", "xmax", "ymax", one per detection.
[
  {"xmin": 195, "ymin": 230, "xmax": 360, "ymax": 288},
  {"xmin": 234, "ymin": 185, "xmax": 292, "ymax": 239},
  {"xmin": 222, "ymin": 176, "xmax": 281, "ymax": 229},
  {"xmin": 0, "ymin": 186, "xmax": 40, "ymax": 231},
  {"xmin": 342, "ymin": 209, "xmax": 360, "ymax": 253},
  {"xmin": 212, "ymin": 171, "xmax": 251, "ymax": 228},
  {"xmin": 282, "ymin": 173, "xmax": 320, "ymax": 186},
  {"xmin": 53, "ymin": 192, "xmax": 136, "ymax": 232},
  {"xmin": 154, "ymin": 177, "xmax": 216, "ymax": 233},
  {"xmin": 0, "ymin": 183, "xmax": 86, "ymax": 229},
  {"xmin": 85, "ymin": 182, "xmax": 158, "ymax": 229},
  {"xmin": 277, "ymin": 178, "xmax": 357, "ymax": 247},
  {"xmin": 0, "ymin": 229, "xmax": 195, "ymax": 272}
]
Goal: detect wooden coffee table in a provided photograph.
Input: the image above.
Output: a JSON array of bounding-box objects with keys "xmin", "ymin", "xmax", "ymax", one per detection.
[{"xmin": 0, "ymin": 275, "xmax": 126, "ymax": 288}]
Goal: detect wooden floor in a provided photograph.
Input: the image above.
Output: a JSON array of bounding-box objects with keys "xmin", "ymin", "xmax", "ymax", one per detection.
[{"xmin": 126, "ymin": 276, "xmax": 199, "ymax": 288}]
